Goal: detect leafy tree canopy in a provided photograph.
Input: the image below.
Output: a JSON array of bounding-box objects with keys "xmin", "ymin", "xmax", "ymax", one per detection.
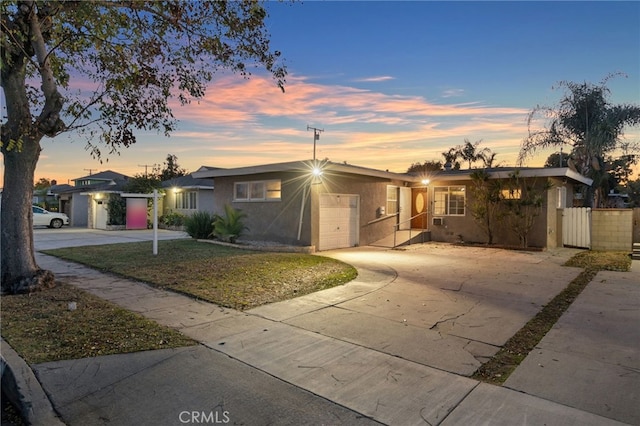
[
  {"xmin": 407, "ymin": 160, "xmax": 442, "ymax": 174},
  {"xmin": 159, "ymin": 153, "xmax": 188, "ymax": 181},
  {"xmin": 34, "ymin": 177, "xmax": 51, "ymax": 190},
  {"xmin": 544, "ymin": 152, "xmax": 570, "ymax": 168},
  {"xmin": 0, "ymin": 0, "xmax": 287, "ymax": 293}
]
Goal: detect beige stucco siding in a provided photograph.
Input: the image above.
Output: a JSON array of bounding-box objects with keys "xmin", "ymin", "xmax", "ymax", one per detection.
[
  {"xmin": 213, "ymin": 171, "xmax": 410, "ymax": 249},
  {"xmin": 425, "ymin": 177, "xmax": 553, "ymax": 248},
  {"xmin": 214, "ymin": 172, "xmax": 311, "ymax": 246}
]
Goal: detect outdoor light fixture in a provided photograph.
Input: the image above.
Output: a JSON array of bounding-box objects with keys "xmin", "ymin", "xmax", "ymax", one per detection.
[
  {"xmin": 422, "ymin": 179, "xmax": 430, "ymax": 185},
  {"xmin": 312, "ymin": 167, "xmax": 323, "ymax": 177}
]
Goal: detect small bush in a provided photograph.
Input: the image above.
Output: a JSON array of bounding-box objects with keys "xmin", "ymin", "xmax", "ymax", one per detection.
[
  {"xmin": 161, "ymin": 212, "xmax": 186, "ymax": 227},
  {"xmin": 212, "ymin": 204, "xmax": 248, "ymax": 243},
  {"xmin": 184, "ymin": 211, "xmax": 215, "ymax": 239}
]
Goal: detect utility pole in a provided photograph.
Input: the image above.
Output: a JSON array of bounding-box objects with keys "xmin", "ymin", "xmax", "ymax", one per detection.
[
  {"xmin": 307, "ymin": 125, "xmax": 324, "ymax": 161},
  {"xmin": 138, "ymin": 164, "xmax": 153, "ymax": 177}
]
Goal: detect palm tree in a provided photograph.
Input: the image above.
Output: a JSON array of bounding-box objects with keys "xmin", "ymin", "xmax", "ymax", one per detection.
[
  {"xmin": 442, "ymin": 147, "xmax": 460, "ymax": 170},
  {"xmin": 480, "ymin": 150, "xmax": 500, "ymax": 168},
  {"xmin": 519, "ymin": 75, "xmax": 640, "ymax": 207},
  {"xmin": 459, "ymin": 139, "xmax": 490, "ymax": 169}
]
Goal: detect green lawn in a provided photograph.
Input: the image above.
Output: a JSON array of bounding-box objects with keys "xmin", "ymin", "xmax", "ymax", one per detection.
[{"xmin": 42, "ymin": 239, "xmax": 358, "ymax": 310}]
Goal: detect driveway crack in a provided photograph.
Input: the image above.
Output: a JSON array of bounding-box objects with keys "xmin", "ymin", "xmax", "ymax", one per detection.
[{"xmin": 429, "ymin": 301, "xmax": 480, "ymax": 331}]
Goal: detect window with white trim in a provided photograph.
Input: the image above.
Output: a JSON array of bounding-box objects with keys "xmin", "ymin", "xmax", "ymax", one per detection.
[
  {"xmin": 386, "ymin": 185, "xmax": 398, "ymax": 215},
  {"xmin": 175, "ymin": 191, "xmax": 197, "ymax": 210},
  {"xmin": 234, "ymin": 180, "xmax": 281, "ymax": 201},
  {"xmin": 433, "ymin": 186, "xmax": 465, "ymax": 215}
]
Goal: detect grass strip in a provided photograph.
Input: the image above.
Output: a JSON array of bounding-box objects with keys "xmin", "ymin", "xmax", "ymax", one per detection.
[
  {"xmin": 472, "ymin": 251, "xmax": 631, "ymax": 385},
  {"xmin": 1, "ymin": 282, "xmax": 195, "ymax": 364}
]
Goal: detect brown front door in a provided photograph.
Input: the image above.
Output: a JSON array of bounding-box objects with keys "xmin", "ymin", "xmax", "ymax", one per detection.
[{"xmin": 411, "ymin": 187, "xmax": 428, "ymax": 229}]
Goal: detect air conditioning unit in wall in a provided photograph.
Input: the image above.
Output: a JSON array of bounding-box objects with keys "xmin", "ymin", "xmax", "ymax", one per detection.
[{"xmin": 432, "ymin": 217, "xmax": 443, "ymax": 226}]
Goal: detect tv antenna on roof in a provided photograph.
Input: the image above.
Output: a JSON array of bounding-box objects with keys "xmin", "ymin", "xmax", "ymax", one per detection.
[{"xmin": 307, "ymin": 125, "xmax": 324, "ymax": 161}]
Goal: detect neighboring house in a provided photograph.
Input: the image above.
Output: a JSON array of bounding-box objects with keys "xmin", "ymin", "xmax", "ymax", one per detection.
[
  {"xmin": 33, "ymin": 180, "xmax": 73, "ymax": 211},
  {"xmin": 193, "ymin": 160, "xmax": 592, "ymax": 251},
  {"xmin": 161, "ymin": 172, "xmax": 215, "ymax": 217},
  {"xmin": 52, "ymin": 170, "xmax": 131, "ymax": 228}
]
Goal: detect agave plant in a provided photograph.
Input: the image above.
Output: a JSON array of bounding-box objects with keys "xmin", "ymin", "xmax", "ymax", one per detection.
[{"xmin": 211, "ymin": 204, "xmax": 248, "ymax": 243}]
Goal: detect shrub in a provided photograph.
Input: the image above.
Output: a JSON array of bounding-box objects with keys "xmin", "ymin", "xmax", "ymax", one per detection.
[
  {"xmin": 212, "ymin": 204, "xmax": 248, "ymax": 243},
  {"xmin": 184, "ymin": 211, "xmax": 215, "ymax": 239},
  {"xmin": 107, "ymin": 194, "xmax": 126, "ymax": 225},
  {"xmin": 161, "ymin": 212, "xmax": 186, "ymax": 227}
]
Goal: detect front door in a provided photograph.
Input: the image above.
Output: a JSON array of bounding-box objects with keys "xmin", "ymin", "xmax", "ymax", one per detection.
[
  {"xmin": 411, "ymin": 187, "xmax": 428, "ymax": 229},
  {"xmin": 94, "ymin": 199, "xmax": 108, "ymax": 229}
]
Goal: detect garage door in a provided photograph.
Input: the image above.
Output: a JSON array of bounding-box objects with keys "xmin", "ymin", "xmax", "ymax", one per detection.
[{"xmin": 319, "ymin": 194, "xmax": 359, "ymax": 251}]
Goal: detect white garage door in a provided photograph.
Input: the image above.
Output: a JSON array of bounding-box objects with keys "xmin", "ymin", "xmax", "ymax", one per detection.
[{"xmin": 319, "ymin": 194, "xmax": 359, "ymax": 251}]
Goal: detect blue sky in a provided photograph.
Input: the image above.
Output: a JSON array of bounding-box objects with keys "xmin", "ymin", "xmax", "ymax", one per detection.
[{"xmin": 9, "ymin": 1, "xmax": 640, "ymax": 185}]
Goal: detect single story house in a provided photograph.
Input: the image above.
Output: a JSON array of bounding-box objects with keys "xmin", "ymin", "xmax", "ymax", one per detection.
[
  {"xmin": 53, "ymin": 170, "xmax": 131, "ymax": 227},
  {"xmin": 161, "ymin": 172, "xmax": 215, "ymax": 217},
  {"xmin": 193, "ymin": 160, "xmax": 592, "ymax": 251}
]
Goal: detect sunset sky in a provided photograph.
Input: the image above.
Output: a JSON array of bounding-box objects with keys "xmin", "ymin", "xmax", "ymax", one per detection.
[{"xmin": 2, "ymin": 1, "xmax": 639, "ymax": 186}]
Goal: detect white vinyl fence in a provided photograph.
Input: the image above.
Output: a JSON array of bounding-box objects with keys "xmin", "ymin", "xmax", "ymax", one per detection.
[{"xmin": 563, "ymin": 207, "xmax": 591, "ymax": 249}]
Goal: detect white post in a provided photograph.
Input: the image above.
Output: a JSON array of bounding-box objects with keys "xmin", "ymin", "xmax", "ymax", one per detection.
[
  {"xmin": 297, "ymin": 185, "xmax": 308, "ymax": 240},
  {"xmin": 153, "ymin": 189, "xmax": 158, "ymax": 255}
]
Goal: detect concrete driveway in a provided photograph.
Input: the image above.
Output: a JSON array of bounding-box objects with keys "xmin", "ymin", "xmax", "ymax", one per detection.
[
  {"xmin": 33, "ymin": 227, "xmax": 190, "ymax": 251},
  {"xmin": 250, "ymin": 244, "xmax": 584, "ymax": 376},
  {"xmin": 21, "ymin": 230, "xmax": 639, "ymax": 424}
]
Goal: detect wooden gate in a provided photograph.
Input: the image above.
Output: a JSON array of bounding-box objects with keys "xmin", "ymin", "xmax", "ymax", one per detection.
[{"xmin": 563, "ymin": 207, "xmax": 591, "ymax": 249}]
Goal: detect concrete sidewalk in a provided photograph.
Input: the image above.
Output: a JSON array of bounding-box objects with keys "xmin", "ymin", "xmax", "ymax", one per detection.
[{"xmin": 3, "ymin": 234, "xmax": 638, "ymax": 425}]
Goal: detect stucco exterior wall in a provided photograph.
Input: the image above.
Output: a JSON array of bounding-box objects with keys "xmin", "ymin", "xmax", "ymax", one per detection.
[
  {"xmin": 71, "ymin": 193, "xmax": 89, "ymax": 227},
  {"xmin": 213, "ymin": 171, "xmax": 409, "ymax": 248},
  {"xmin": 591, "ymin": 209, "xmax": 633, "ymax": 251},
  {"xmin": 215, "ymin": 172, "xmax": 312, "ymax": 246},
  {"xmin": 426, "ymin": 177, "xmax": 553, "ymax": 248}
]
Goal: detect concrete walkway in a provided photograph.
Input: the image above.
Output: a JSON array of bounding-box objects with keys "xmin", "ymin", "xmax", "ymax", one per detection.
[{"xmin": 3, "ymin": 230, "xmax": 639, "ymax": 425}]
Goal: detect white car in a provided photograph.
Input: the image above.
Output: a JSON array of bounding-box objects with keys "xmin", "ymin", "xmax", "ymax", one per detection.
[{"xmin": 33, "ymin": 205, "xmax": 69, "ymax": 228}]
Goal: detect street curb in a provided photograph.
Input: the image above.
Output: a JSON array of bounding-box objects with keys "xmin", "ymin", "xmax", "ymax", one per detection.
[{"xmin": 1, "ymin": 337, "xmax": 65, "ymax": 426}]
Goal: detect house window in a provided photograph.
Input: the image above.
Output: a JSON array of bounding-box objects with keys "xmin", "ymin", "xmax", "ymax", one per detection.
[
  {"xmin": 433, "ymin": 186, "xmax": 465, "ymax": 215},
  {"xmin": 175, "ymin": 191, "xmax": 197, "ymax": 210},
  {"xmin": 501, "ymin": 188, "xmax": 522, "ymax": 200},
  {"xmin": 386, "ymin": 185, "xmax": 398, "ymax": 215},
  {"xmin": 234, "ymin": 180, "xmax": 281, "ymax": 201},
  {"xmin": 557, "ymin": 186, "xmax": 567, "ymax": 208}
]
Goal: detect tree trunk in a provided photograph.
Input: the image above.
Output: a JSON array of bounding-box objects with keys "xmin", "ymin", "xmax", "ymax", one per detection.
[
  {"xmin": 1, "ymin": 28, "xmax": 56, "ymax": 293},
  {"xmin": 1, "ymin": 137, "xmax": 55, "ymax": 293}
]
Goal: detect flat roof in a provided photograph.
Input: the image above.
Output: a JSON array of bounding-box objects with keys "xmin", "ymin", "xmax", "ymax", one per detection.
[
  {"xmin": 193, "ymin": 161, "xmax": 593, "ymax": 186},
  {"xmin": 193, "ymin": 160, "xmax": 416, "ymax": 182}
]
